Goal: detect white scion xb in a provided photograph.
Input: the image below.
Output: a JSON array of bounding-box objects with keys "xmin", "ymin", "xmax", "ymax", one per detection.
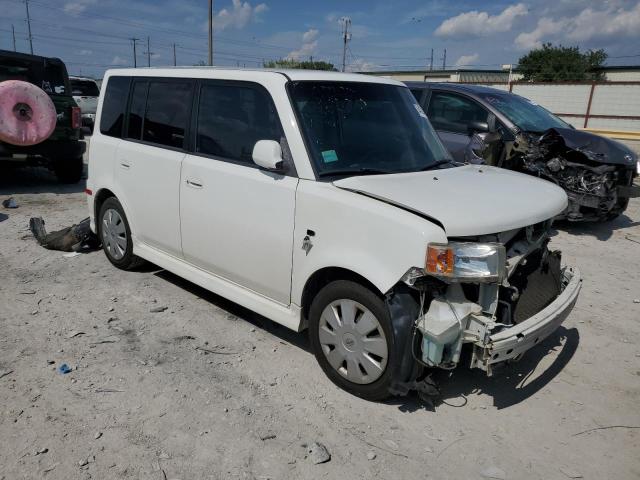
[{"xmin": 87, "ymin": 68, "xmax": 582, "ymax": 401}]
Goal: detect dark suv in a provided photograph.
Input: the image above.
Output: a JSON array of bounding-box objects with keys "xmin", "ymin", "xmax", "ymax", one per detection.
[
  {"xmin": 0, "ymin": 49, "xmax": 86, "ymax": 183},
  {"xmin": 407, "ymin": 82, "xmax": 639, "ymax": 221}
]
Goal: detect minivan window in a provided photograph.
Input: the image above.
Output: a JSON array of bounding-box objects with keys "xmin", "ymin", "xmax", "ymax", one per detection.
[
  {"xmin": 143, "ymin": 81, "xmax": 192, "ymax": 148},
  {"xmin": 127, "ymin": 81, "xmax": 147, "ymax": 140},
  {"xmin": 427, "ymin": 92, "xmax": 488, "ymax": 134},
  {"xmin": 71, "ymin": 79, "xmax": 100, "ymax": 96},
  {"xmin": 99, "ymin": 76, "xmax": 130, "ymax": 137},
  {"xmin": 289, "ymin": 81, "xmax": 451, "ymax": 177},
  {"xmin": 196, "ymin": 82, "xmax": 283, "ymax": 163}
]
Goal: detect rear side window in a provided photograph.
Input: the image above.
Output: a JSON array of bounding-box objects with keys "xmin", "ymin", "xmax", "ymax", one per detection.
[
  {"xmin": 143, "ymin": 82, "xmax": 192, "ymax": 148},
  {"xmin": 427, "ymin": 91, "xmax": 488, "ymax": 134},
  {"xmin": 100, "ymin": 76, "xmax": 130, "ymax": 137},
  {"xmin": 196, "ymin": 82, "xmax": 283, "ymax": 164}
]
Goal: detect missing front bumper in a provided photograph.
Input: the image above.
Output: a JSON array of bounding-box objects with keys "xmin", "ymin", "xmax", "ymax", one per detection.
[{"xmin": 475, "ymin": 267, "xmax": 582, "ymax": 371}]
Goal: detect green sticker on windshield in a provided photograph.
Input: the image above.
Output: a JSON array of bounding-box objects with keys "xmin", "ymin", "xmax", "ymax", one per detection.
[{"xmin": 321, "ymin": 149, "xmax": 339, "ymax": 163}]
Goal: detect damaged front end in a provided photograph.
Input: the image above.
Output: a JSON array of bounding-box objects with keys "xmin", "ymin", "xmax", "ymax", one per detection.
[
  {"xmin": 402, "ymin": 221, "xmax": 581, "ymax": 376},
  {"xmin": 509, "ymin": 128, "xmax": 639, "ymax": 221}
]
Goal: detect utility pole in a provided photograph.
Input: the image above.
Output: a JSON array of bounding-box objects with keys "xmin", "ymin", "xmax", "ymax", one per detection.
[
  {"xmin": 341, "ymin": 17, "xmax": 351, "ymax": 72},
  {"xmin": 442, "ymin": 48, "xmax": 446, "ymax": 70},
  {"xmin": 130, "ymin": 38, "xmax": 139, "ymax": 67},
  {"xmin": 146, "ymin": 36, "xmax": 151, "ymax": 67},
  {"xmin": 12, "ymin": 24, "xmax": 16, "ymax": 51},
  {"xmin": 208, "ymin": 0, "xmax": 214, "ymax": 65},
  {"xmin": 25, "ymin": 0, "xmax": 33, "ymax": 54},
  {"xmin": 173, "ymin": 43, "xmax": 177, "ymax": 66},
  {"xmin": 429, "ymin": 48, "xmax": 433, "ymax": 70}
]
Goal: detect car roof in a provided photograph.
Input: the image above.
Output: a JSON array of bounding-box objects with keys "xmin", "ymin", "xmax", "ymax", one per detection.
[
  {"xmin": 404, "ymin": 81, "xmax": 508, "ymax": 95},
  {"xmin": 105, "ymin": 67, "xmax": 404, "ymax": 86}
]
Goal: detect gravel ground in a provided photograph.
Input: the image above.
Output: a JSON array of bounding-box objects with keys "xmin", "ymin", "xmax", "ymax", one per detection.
[{"xmin": 1, "ymin": 156, "xmax": 639, "ymax": 480}]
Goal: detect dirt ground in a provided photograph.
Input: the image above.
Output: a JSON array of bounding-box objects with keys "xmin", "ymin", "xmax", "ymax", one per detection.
[{"xmin": 1, "ymin": 151, "xmax": 639, "ymax": 480}]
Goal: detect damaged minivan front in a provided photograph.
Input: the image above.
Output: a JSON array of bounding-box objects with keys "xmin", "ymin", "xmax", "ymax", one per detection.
[{"xmin": 334, "ymin": 165, "xmax": 582, "ymax": 384}]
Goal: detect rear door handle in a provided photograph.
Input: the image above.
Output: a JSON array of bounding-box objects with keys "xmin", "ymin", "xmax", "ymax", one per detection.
[
  {"xmin": 119, "ymin": 162, "xmax": 130, "ymax": 170},
  {"xmin": 185, "ymin": 179, "xmax": 203, "ymax": 188}
]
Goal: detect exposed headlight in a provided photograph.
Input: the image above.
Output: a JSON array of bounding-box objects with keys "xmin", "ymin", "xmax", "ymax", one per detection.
[{"xmin": 426, "ymin": 242, "xmax": 506, "ymax": 282}]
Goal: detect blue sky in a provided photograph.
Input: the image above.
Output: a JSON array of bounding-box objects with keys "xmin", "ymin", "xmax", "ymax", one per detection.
[{"xmin": 2, "ymin": 0, "xmax": 640, "ymax": 78}]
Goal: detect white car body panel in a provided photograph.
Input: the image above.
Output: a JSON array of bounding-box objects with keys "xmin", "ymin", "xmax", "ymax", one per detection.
[
  {"xmin": 290, "ymin": 180, "xmax": 447, "ymax": 306},
  {"xmin": 180, "ymin": 153, "xmax": 298, "ymax": 305},
  {"xmin": 334, "ymin": 165, "xmax": 568, "ymax": 237}
]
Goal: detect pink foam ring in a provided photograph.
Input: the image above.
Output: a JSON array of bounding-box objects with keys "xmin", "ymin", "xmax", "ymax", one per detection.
[{"xmin": 0, "ymin": 80, "xmax": 57, "ymax": 146}]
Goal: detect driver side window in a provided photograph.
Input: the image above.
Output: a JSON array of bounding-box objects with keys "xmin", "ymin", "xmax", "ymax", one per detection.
[{"xmin": 427, "ymin": 91, "xmax": 488, "ymax": 135}]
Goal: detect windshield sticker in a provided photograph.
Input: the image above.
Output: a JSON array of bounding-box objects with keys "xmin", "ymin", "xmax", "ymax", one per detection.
[
  {"xmin": 321, "ymin": 149, "xmax": 339, "ymax": 163},
  {"xmin": 413, "ymin": 103, "xmax": 427, "ymax": 118}
]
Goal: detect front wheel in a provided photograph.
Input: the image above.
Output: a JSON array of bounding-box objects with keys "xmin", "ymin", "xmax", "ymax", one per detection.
[{"xmin": 308, "ymin": 280, "xmax": 397, "ymax": 401}]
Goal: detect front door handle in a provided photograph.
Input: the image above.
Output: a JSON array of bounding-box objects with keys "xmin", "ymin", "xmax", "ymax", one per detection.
[
  {"xmin": 185, "ymin": 179, "xmax": 203, "ymax": 188},
  {"xmin": 119, "ymin": 162, "xmax": 130, "ymax": 170}
]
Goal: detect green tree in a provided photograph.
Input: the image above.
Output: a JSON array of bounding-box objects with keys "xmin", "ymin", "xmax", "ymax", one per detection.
[
  {"xmin": 263, "ymin": 58, "xmax": 337, "ymax": 71},
  {"xmin": 517, "ymin": 43, "xmax": 607, "ymax": 82}
]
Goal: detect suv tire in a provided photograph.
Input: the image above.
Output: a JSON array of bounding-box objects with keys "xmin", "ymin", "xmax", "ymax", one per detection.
[
  {"xmin": 54, "ymin": 155, "xmax": 84, "ymax": 184},
  {"xmin": 98, "ymin": 197, "xmax": 145, "ymax": 270},
  {"xmin": 308, "ymin": 280, "xmax": 397, "ymax": 401}
]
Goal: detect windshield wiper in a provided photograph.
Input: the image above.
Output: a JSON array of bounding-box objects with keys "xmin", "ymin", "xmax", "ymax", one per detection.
[
  {"xmin": 419, "ymin": 159, "xmax": 456, "ymax": 171},
  {"xmin": 318, "ymin": 168, "xmax": 392, "ymax": 178}
]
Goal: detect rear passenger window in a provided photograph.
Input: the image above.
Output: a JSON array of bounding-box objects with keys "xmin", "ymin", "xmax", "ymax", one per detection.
[
  {"xmin": 100, "ymin": 76, "xmax": 130, "ymax": 137},
  {"xmin": 143, "ymin": 82, "xmax": 192, "ymax": 148},
  {"xmin": 196, "ymin": 83, "xmax": 283, "ymax": 164},
  {"xmin": 126, "ymin": 81, "xmax": 146, "ymax": 140}
]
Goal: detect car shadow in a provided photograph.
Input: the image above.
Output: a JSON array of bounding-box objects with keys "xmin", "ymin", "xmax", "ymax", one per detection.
[
  {"xmin": 152, "ymin": 268, "xmax": 311, "ymax": 352},
  {"xmin": 549, "ymin": 211, "xmax": 640, "ymax": 241},
  {"xmin": 387, "ymin": 326, "xmax": 579, "ymax": 412},
  {"xmin": 0, "ymin": 164, "xmax": 86, "ymax": 195}
]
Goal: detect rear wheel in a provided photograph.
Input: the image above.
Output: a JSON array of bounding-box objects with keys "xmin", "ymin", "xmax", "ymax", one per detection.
[
  {"xmin": 308, "ymin": 280, "xmax": 396, "ymax": 401},
  {"xmin": 53, "ymin": 155, "xmax": 83, "ymax": 183},
  {"xmin": 98, "ymin": 197, "xmax": 145, "ymax": 270}
]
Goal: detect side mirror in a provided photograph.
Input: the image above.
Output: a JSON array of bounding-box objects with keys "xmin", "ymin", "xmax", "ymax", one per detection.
[
  {"xmin": 252, "ymin": 140, "xmax": 284, "ymax": 172},
  {"xmin": 468, "ymin": 121, "xmax": 489, "ymax": 134}
]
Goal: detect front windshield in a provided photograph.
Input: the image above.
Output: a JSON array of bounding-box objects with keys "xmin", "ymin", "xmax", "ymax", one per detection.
[
  {"xmin": 289, "ymin": 81, "xmax": 452, "ymax": 177},
  {"xmin": 479, "ymin": 93, "xmax": 569, "ymax": 133}
]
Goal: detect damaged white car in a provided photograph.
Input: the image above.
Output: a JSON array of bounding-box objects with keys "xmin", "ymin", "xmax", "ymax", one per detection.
[{"xmin": 88, "ymin": 69, "xmax": 582, "ymax": 401}]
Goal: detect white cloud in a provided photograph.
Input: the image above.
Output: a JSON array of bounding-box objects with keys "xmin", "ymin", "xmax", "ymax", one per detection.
[
  {"xmin": 287, "ymin": 28, "xmax": 319, "ymax": 60},
  {"xmin": 514, "ymin": 17, "xmax": 566, "ymax": 50},
  {"xmin": 111, "ymin": 55, "xmax": 128, "ymax": 66},
  {"xmin": 435, "ymin": 3, "xmax": 528, "ymax": 37},
  {"xmin": 63, "ymin": 0, "xmax": 96, "ymax": 15},
  {"xmin": 215, "ymin": 0, "xmax": 268, "ymax": 30},
  {"xmin": 454, "ymin": 53, "xmax": 479, "ymax": 67},
  {"xmin": 77, "ymin": 49, "xmax": 92, "ymax": 56},
  {"xmin": 346, "ymin": 58, "xmax": 377, "ymax": 73},
  {"xmin": 514, "ymin": 3, "xmax": 640, "ymax": 50}
]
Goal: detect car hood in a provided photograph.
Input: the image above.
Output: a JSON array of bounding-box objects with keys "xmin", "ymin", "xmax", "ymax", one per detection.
[
  {"xmin": 531, "ymin": 127, "xmax": 637, "ymax": 167},
  {"xmin": 333, "ymin": 165, "xmax": 568, "ymax": 237}
]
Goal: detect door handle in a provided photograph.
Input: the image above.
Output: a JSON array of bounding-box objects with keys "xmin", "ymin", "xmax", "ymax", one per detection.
[
  {"xmin": 119, "ymin": 162, "xmax": 130, "ymax": 170},
  {"xmin": 185, "ymin": 179, "xmax": 203, "ymax": 188}
]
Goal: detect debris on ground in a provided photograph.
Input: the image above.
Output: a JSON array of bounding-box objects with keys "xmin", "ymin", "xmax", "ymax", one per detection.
[
  {"xmin": 0, "ymin": 370, "xmax": 13, "ymax": 380},
  {"xmin": 150, "ymin": 306, "xmax": 168, "ymax": 313},
  {"xmin": 66, "ymin": 330, "xmax": 85, "ymax": 338},
  {"xmin": 58, "ymin": 364, "xmax": 72, "ymax": 374},
  {"xmin": 2, "ymin": 197, "xmax": 18, "ymax": 208},
  {"xmin": 29, "ymin": 216, "xmax": 99, "ymax": 252},
  {"xmin": 366, "ymin": 451, "xmax": 376, "ymax": 460},
  {"xmin": 306, "ymin": 442, "xmax": 331, "ymax": 464},
  {"xmin": 559, "ymin": 466, "xmax": 583, "ymax": 478},
  {"xmin": 34, "ymin": 447, "xmax": 48, "ymax": 455}
]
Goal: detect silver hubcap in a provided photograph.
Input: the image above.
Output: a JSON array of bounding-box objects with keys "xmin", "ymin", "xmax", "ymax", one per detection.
[
  {"xmin": 101, "ymin": 208, "xmax": 127, "ymax": 260},
  {"xmin": 318, "ymin": 299, "xmax": 388, "ymax": 385}
]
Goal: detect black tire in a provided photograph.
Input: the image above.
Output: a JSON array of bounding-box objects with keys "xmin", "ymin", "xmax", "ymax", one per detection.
[
  {"xmin": 54, "ymin": 155, "xmax": 84, "ymax": 184},
  {"xmin": 98, "ymin": 197, "xmax": 145, "ymax": 270},
  {"xmin": 308, "ymin": 280, "xmax": 397, "ymax": 401},
  {"xmin": 605, "ymin": 197, "xmax": 629, "ymax": 221}
]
